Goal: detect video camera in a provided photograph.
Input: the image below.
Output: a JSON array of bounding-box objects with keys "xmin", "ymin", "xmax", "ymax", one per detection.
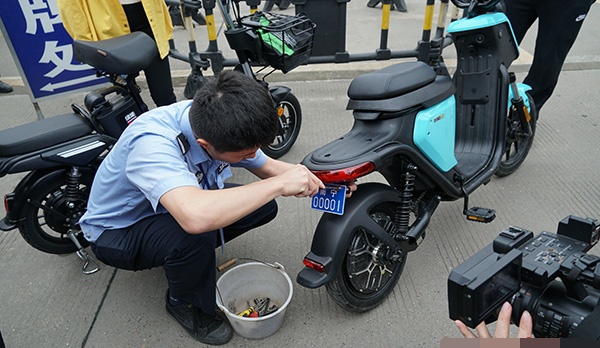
[{"xmin": 448, "ymin": 215, "xmax": 600, "ymax": 338}]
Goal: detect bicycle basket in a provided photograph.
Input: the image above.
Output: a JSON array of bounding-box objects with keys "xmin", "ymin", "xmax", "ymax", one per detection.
[{"xmin": 244, "ymin": 12, "xmax": 315, "ymax": 73}]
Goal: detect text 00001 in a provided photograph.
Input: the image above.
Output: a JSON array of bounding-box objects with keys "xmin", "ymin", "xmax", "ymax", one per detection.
[{"xmin": 310, "ymin": 185, "xmax": 346, "ymax": 215}]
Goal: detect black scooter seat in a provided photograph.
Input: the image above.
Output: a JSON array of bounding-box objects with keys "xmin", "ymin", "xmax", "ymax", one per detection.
[
  {"xmin": 0, "ymin": 114, "xmax": 93, "ymax": 157},
  {"xmin": 73, "ymin": 32, "xmax": 159, "ymax": 75},
  {"xmin": 347, "ymin": 61, "xmax": 437, "ymax": 100}
]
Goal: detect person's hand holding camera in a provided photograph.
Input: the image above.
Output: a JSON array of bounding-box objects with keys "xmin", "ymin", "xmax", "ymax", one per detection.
[{"xmin": 455, "ymin": 302, "xmax": 533, "ymax": 338}]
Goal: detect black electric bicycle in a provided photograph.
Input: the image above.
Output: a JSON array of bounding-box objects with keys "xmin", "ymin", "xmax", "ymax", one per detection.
[{"xmin": 169, "ymin": 0, "xmax": 315, "ymax": 158}]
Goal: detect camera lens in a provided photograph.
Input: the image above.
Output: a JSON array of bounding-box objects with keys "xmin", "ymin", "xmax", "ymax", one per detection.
[{"xmin": 512, "ymin": 281, "xmax": 600, "ymax": 338}]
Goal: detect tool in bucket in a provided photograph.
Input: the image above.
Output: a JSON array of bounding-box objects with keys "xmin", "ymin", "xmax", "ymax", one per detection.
[
  {"xmin": 217, "ymin": 258, "xmax": 280, "ymax": 318},
  {"xmin": 237, "ymin": 297, "xmax": 279, "ymax": 318},
  {"xmin": 215, "ymin": 258, "xmax": 293, "ymax": 339},
  {"xmin": 216, "ymin": 258, "xmax": 285, "ymax": 318}
]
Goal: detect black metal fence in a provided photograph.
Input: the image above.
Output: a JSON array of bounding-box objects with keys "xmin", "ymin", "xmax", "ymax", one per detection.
[{"xmin": 168, "ymin": 0, "xmax": 462, "ymax": 76}]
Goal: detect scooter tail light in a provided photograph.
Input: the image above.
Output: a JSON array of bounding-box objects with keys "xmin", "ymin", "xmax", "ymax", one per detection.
[
  {"xmin": 4, "ymin": 194, "xmax": 13, "ymax": 215},
  {"xmin": 303, "ymin": 258, "xmax": 325, "ymax": 273},
  {"xmin": 311, "ymin": 161, "xmax": 376, "ymax": 184}
]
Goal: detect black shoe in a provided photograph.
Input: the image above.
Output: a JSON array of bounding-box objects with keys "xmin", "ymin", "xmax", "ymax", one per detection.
[
  {"xmin": 165, "ymin": 290, "xmax": 233, "ymax": 345},
  {"xmin": 0, "ymin": 81, "xmax": 13, "ymax": 93},
  {"xmin": 367, "ymin": 0, "xmax": 380, "ymax": 8}
]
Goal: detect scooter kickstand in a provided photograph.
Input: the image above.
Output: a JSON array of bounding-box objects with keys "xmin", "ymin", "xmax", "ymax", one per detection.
[{"xmin": 67, "ymin": 229, "xmax": 100, "ymax": 275}]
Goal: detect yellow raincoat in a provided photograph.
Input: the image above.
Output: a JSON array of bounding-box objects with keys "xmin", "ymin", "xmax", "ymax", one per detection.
[{"xmin": 56, "ymin": 0, "xmax": 173, "ymax": 59}]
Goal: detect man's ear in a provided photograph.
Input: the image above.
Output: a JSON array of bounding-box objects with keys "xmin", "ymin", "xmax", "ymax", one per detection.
[{"xmin": 196, "ymin": 138, "xmax": 210, "ymax": 149}]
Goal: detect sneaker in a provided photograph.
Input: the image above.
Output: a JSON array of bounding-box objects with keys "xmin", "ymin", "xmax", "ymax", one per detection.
[{"xmin": 165, "ymin": 290, "xmax": 233, "ymax": 345}]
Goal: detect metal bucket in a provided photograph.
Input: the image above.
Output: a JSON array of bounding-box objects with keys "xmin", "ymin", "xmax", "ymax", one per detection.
[{"xmin": 216, "ymin": 261, "xmax": 293, "ymax": 340}]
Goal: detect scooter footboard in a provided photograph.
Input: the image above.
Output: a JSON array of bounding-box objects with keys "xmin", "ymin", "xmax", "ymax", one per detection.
[{"xmin": 297, "ymin": 183, "xmax": 403, "ymax": 288}]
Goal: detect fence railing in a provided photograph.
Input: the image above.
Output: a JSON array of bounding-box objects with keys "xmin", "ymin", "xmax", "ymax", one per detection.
[{"xmin": 167, "ymin": 0, "xmax": 463, "ymax": 76}]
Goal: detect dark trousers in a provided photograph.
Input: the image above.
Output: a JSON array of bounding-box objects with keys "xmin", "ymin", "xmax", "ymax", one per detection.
[
  {"xmin": 122, "ymin": 3, "xmax": 177, "ymax": 107},
  {"xmin": 504, "ymin": 0, "xmax": 594, "ymax": 111},
  {"xmin": 91, "ymin": 197, "xmax": 278, "ymax": 315}
]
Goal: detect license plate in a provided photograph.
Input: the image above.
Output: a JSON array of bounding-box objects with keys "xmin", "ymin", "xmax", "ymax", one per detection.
[{"xmin": 311, "ymin": 184, "xmax": 346, "ymax": 215}]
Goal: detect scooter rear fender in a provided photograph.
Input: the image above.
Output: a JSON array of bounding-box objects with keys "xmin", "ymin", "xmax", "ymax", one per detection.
[{"xmin": 297, "ymin": 182, "xmax": 403, "ymax": 288}]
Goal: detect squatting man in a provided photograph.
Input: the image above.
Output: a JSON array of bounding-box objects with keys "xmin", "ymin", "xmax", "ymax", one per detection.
[{"xmin": 78, "ymin": 70, "xmax": 357, "ymax": 345}]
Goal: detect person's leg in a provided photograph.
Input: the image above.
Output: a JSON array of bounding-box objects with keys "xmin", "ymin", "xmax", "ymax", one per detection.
[
  {"xmin": 122, "ymin": 3, "xmax": 176, "ymax": 107},
  {"xmin": 91, "ymin": 213, "xmax": 218, "ymax": 312},
  {"xmin": 216, "ymin": 183, "xmax": 278, "ymax": 246},
  {"xmin": 92, "ymin": 212, "xmax": 234, "ymax": 344},
  {"xmin": 522, "ymin": 0, "xmax": 593, "ymax": 110},
  {"xmin": 219, "ymin": 199, "xmax": 278, "ymax": 246},
  {"xmin": 143, "ymin": 55, "xmax": 177, "ymax": 107},
  {"xmin": 504, "ymin": 0, "xmax": 539, "ymax": 44},
  {"xmin": 173, "ymin": 199, "xmax": 277, "ymax": 312},
  {"xmin": 91, "ymin": 198, "xmax": 277, "ymax": 313}
]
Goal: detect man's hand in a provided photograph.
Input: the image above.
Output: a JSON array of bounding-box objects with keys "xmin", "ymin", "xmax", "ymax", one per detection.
[
  {"xmin": 274, "ymin": 164, "xmax": 324, "ymax": 198},
  {"xmin": 345, "ymin": 180, "xmax": 358, "ymax": 198},
  {"xmin": 455, "ymin": 302, "xmax": 533, "ymax": 338}
]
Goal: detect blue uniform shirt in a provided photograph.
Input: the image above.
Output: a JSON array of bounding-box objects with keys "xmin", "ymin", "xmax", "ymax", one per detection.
[{"xmin": 79, "ymin": 100, "xmax": 267, "ymax": 243}]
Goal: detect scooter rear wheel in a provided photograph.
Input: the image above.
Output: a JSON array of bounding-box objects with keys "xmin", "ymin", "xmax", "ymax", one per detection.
[
  {"xmin": 19, "ymin": 170, "xmax": 92, "ymax": 254},
  {"xmin": 325, "ymin": 202, "xmax": 407, "ymax": 312},
  {"xmin": 496, "ymin": 91, "xmax": 537, "ymax": 177},
  {"xmin": 261, "ymin": 92, "xmax": 302, "ymax": 159}
]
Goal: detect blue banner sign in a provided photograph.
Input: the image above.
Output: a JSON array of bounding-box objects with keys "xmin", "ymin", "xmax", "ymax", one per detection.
[{"xmin": 0, "ymin": 0, "xmax": 105, "ymax": 101}]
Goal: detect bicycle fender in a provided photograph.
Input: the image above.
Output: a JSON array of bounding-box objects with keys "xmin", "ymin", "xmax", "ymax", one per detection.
[
  {"xmin": 268, "ymin": 85, "xmax": 291, "ymax": 104},
  {"xmin": 296, "ymin": 182, "xmax": 402, "ymax": 288}
]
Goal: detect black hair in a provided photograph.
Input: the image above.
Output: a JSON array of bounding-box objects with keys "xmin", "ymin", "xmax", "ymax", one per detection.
[{"xmin": 189, "ymin": 70, "xmax": 278, "ymax": 153}]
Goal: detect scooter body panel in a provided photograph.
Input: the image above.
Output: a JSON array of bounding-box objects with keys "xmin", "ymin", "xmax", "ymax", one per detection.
[
  {"xmin": 449, "ymin": 12, "xmax": 518, "ymax": 67},
  {"xmin": 0, "ymin": 134, "xmax": 114, "ymax": 176},
  {"xmin": 447, "ymin": 12, "xmax": 519, "ymax": 63},
  {"xmin": 413, "ymin": 95, "xmax": 457, "ymax": 172},
  {"xmin": 450, "ymin": 12, "xmax": 515, "ymax": 190},
  {"xmin": 303, "ymin": 86, "xmax": 467, "ymax": 199}
]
